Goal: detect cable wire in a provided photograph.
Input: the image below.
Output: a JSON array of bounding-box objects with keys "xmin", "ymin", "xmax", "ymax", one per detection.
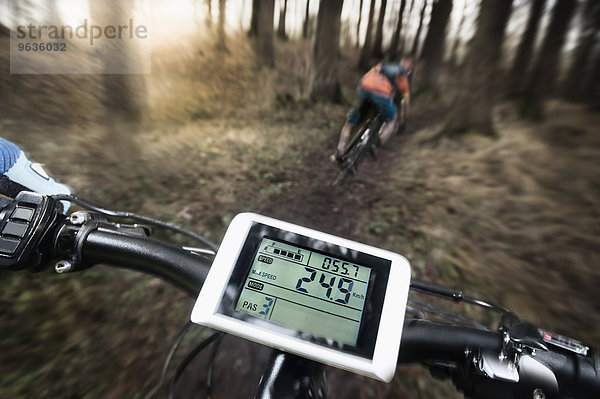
[
  {"xmin": 408, "ymin": 298, "xmax": 488, "ymax": 330},
  {"xmin": 410, "ymin": 279, "xmax": 509, "ymax": 313},
  {"xmin": 205, "ymin": 333, "xmax": 223, "ymax": 399},
  {"xmin": 51, "ymin": 194, "xmax": 219, "ymax": 251},
  {"xmin": 168, "ymin": 332, "xmax": 224, "ymax": 399},
  {"xmin": 143, "ymin": 321, "xmax": 193, "ymax": 399}
]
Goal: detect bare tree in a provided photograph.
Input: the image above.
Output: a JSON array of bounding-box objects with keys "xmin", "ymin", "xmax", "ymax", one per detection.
[
  {"xmin": 443, "ymin": 0, "xmax": 514, "ymax": 136},
  {"xmin": 205, "ymin": 0, "xmax": 213, "ymax": 28},
  {"xmin": 0, "ymin": 7, "xmax": 8, "ymax": 119},
  {"xmin": 47, "ymin": 0, "xmax": 62, "ymax": 24},
  {"xmin": 87, "ymin": 0, "xmax": 146, "ymax": 170},
  {"xmin": 0, "ymin": 0, "xmax": 8, "ymax": 33},
  {"xmin": 389, "ymin": 0, "xmax": 407, "ymax": 59},
  {"xmin": 311, "ymin": 0, "xmax": 344, "ymax": 102},
  {"xmin": 303, "ymin": 0, "xmax": 311, "ymax": 39},
  {"xmin": 561, "ymin": 0, "xmax": 600, "ymax": 101},
  {"xmin": 253, "ymin": 0, "xmax": 275, "ymax": 66},
  {"xmin": 356, "ymin": 0, "xmax": 364, "ymax": 48},
  {"xmin": 585, "ymin": 50, "xmax": 600, "ymax": 108},
  {"xmin": 399, "ymin": 0, "xmax": 416, "ymax": 55},
  {"xmin": 249, "ymin": 0, "xmax": 259, "ymax": 37},
  {"xmin": 216, "ymin": 0, "xmax": 228, "ymax": 51},
  {"xmin": 410, "ymin": 0, "xmax": 428, "ymax": 58},
  {"xmin": 418, "ymin": 0, "xmax": 452, "ymax": 93},
  {"xmin": 372, "ymin": 0, "xmax": 388, "ymax": 59},
  {"xmin": 507, "ymin": 0, "xmax": 545, "ymax": 95},
  {"xmin": 358, "ymin": 0, "xmax": 377, "ymax": 69},
  {"xmin": 90, "ymin": 0, "xmax": 145, "ymax": 122},
  {"xmin": 277, "ymin": 0, "xmax": 288, "ymax": 40},
  {"xmin": 449, "ymin": 0, "xmax": 467, "ymax": 66},
  {"xmin": 523, "ymin": 0, "xmax": 577, "ymax": 119}
]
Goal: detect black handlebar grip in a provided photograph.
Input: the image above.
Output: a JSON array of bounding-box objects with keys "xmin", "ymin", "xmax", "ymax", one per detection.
[
  {"xmin": 397, "ymin": 319, "xmax": 503, "ymax": 364},
  {"xmin": 532, "ymin": 348, "xmax": 600, "ymax": 398},
  {"xmin": 578, "ymin": 349, "xmax": 600, "ymax": 398},
  {"xmin": 82, "ymin": 228, "xmax": 211, "ymax": 297}
]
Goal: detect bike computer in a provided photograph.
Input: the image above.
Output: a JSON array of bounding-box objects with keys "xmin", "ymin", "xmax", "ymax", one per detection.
[{"xmin": 191, "ymin": 213, "xmax": 411, "ymax": 382}]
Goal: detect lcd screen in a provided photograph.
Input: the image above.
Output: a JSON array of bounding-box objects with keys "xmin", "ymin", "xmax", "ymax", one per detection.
[{"xmin": 235, "ymin": 237, "xmax": 371, "ymax": 346}]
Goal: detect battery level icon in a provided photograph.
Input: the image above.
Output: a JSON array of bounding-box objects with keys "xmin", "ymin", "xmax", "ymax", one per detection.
[{"xmin": 265, "ymin": 244, "xmax": 304, "ymax": 261}]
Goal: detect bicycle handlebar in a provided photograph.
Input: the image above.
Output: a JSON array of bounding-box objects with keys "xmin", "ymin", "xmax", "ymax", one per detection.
[
  {"xmin": 398, "ymin": 319, "xmax": 503, "ymax": 363},
  {"xmin": 73, "ymin": 223, "xmax": 600, "ymax": 398},
  {"xmin": 2, "ymin": 192, "xmax": 598, "ymax": 399},
  {"xmin": 82, "ymin": 227, "xmax": 210, "ymax": 297},
  {"xmin": 532, "ymin": 347, "xmax": 600, "ymax": 399},
  {"xmin": 399, "ymin": 319, "xmax": 600, "ymax": 399}
]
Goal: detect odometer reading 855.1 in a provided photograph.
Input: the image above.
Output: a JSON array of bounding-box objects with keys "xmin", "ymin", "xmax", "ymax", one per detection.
[{"xmin": 235, "ymin": 238, "xmax": 372, "ymax": 346}]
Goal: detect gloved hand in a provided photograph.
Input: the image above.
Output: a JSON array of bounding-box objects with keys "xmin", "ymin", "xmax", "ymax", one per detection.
[{"xmin": 0, "ymin": 137, "xmax": 72, "ymax": 212}]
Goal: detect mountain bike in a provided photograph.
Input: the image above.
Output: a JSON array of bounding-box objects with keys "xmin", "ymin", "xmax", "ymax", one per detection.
[
  {"xmin": 1, "ymin": 191, "xmax": 598, "ymax": 398},
  {"xmin": 332, "ymin": 98, "xmax": 407, "ymax": 187}
]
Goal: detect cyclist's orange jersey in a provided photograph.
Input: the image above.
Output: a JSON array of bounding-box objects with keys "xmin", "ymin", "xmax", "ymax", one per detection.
[{"xmin": 360, "ymin": 63, "xmax": 410, "ymax": 99}]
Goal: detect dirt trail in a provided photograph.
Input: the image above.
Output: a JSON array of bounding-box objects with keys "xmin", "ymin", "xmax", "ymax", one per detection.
[
  {"xmin": 265, "ymin": 106, "xmax": 443, "ymax": 239},
  {"xmin": 242, "ymin": 101, "xmax": 600, "ymax": 397},
  {"xmin": 3, "ymin": 94, "xmax": 597, "ymax": 399},
  {"xmin": 266, "ymin": 101, "xmax": 600, "ymax": 347}
]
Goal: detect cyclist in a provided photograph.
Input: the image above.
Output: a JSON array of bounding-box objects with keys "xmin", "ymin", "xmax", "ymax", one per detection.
[
  {"xmin": 333, "ymin": 59, "xmax": 411, "ymax": 162},
  {"xmin": 0, "ymin": 137, "xmax": 71, "ymax": 211}
]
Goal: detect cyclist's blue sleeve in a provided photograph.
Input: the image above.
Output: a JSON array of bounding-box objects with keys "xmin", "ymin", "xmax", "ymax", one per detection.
[{"xmin": 0, "ymin": 137, "xmax": 21, "ymax": 174}]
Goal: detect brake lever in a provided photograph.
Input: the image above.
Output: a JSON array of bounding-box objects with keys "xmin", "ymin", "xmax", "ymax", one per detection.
[{"xmin": 509, "ymin": 326, "xmax": 549, "ymax": 353}]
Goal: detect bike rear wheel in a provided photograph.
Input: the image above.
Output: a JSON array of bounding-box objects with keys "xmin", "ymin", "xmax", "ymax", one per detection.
[{"xmin": 332, "ymin": 115, "xmax": 382, "ymax": 186}]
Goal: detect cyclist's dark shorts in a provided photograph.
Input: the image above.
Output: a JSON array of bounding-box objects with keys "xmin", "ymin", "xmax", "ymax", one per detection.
[{"xmin": 347, "ymin": 88, "xmax": 396, "ymax": 124}]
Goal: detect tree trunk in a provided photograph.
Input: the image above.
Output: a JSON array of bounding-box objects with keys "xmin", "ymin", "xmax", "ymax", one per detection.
[
  {"xmin": 277, "ymin": 0, "xmax": 288, "ymax": 40},
  {"xmin": 88, "ymin": 0, "xmax": 145, "ymax": 167},
  {"xmin": 399, "ymin": 0, "xmax": 416, "ymax": 55},
  {"xmin": 585, "ymin": 51, "xmax": 600, "ymax": 109},
  {"xmin": 311, "ymin": 0, "xmax": 344, "ymax": 102},
  {"xmin": 443, "ymin": 0, "xmax": 514, "ymax": 136},
  {"xmin": 249, "ymin": 0, "xmax": 259, "ymax": 37},
  {"xmin": 47, "ymin": 0, "xmax": 62, "ymax": 24},
  {"xmin": 372, "ymin": 0, "xmax": 388, "ymax": 59},
  {"xmin": 303, "ymin": 0, "xmax": 311, "ymax": 39},
  {"xmin": 0, "ymin": 20, "xmax": 9, "ymax": 119},
  {"xmin": 449, "ymin": 0, "xmax": 467, "ymax": 66},
  {"xmin": 206, "ymin": 0, "xmax": 213, "ymax": 28},
  {"xmin": 358, "ymin": 0, "xmax": 377, "ymax": 70},
  {"xmin": 523, "ymin": 0, "xmax": 577, "ymax": 119},
  {"xmin": 253, "ymin": 0, "xmax": 275, "ymax": 66},
  {"xmin": 418, "ymin": 0, "xmax": 452, "ymax": 93},
  {"xmin": 356, "ymin": 0, "xmax": 364, "ymax": 48},
  {"xmin": 389, "ymin": 0, "xmax": 407, "ymax": 59},
  {"xmin": 410, "ymin": 0, "xmax": 427, "ymax": 58},
  {"xmin": 216, "ymin": 0, "xmax": 228, "ymax": 51},
  {"xmin": 507, "ymin": 0, "xmax": 545, "ymax": 96},
  {"xmin": 90, "ymin": 0, "xmax": 145, "ymax": 123},
  {"xmin": 561, "ymin": 1, "xmax": 600, "ymax": 101}
]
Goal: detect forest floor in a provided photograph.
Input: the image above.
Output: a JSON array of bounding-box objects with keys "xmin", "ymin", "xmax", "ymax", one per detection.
[{"xmin": 1, "ymin": 37, "xmax": 599, "ymax": 398}]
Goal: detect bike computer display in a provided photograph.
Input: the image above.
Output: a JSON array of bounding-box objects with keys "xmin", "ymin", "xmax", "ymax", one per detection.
[
  {"xmin": 191, "ymin": 213, "xmax": 411, "ymax": 382},
  {"xmin": 234, "ymin": 236, "xmax": 372, "ymax": 348}
]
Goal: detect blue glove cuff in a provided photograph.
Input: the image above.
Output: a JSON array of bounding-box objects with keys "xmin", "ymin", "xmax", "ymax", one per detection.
[{"xmin": 0, "ymin": 137, "xmax": 22, "ymax": 174}]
